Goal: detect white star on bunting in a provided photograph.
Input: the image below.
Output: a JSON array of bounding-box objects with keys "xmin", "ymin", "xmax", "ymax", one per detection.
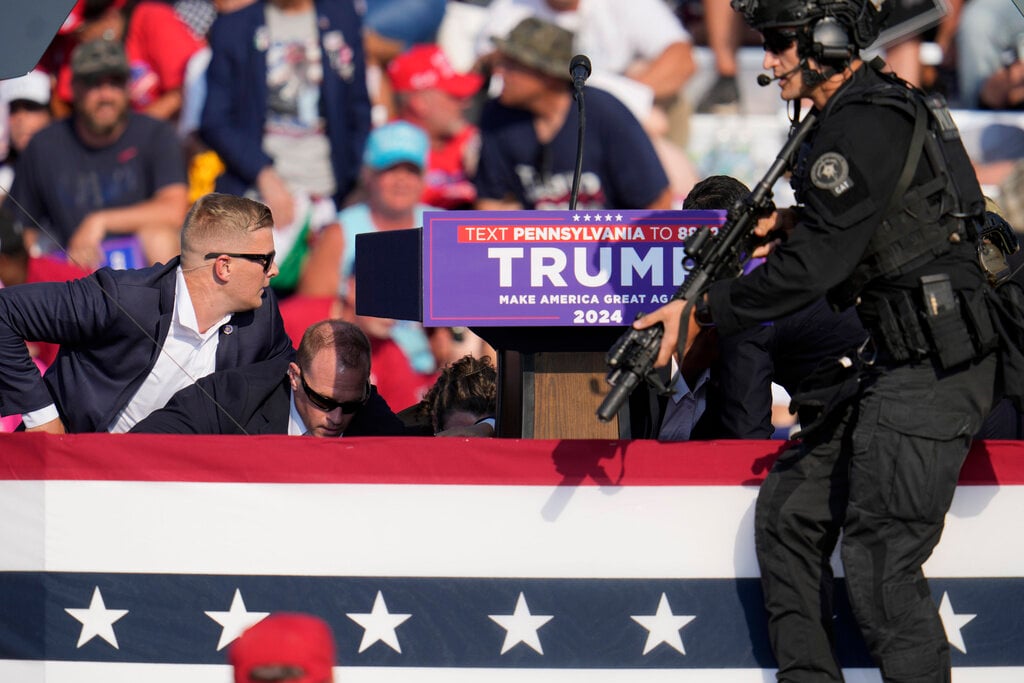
[
  {"xmin": 204, "ymin": 589, "xmax": 269, "ymax": 651},
  {"xmin": 631, "ymin": 593, "xmax": 696, "ymax": 655},
  {"xmin": 65, "ymin": 586, "xmax": 128, "ymax": 649},
  {"xmin": 488, "ymin": 592, "xmax": 553, "ymax": 655},
  {"xmin": 346, "ymin": 591, "xmax": 412, "ymax": 653},
  {"xmin": 938, "ymin": 591, "xmax": 976, "ymax": 654}
]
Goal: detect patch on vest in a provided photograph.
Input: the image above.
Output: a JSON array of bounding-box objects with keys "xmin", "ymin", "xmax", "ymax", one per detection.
[{"xmin": 810, "ymin": 152, "xmax": 853, "ymax": 196}]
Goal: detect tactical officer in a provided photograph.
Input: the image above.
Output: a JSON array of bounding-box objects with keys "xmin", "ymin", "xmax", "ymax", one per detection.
[{"xmin": 635, "ymin": 0, "xmax": 999, "ymax": 680}]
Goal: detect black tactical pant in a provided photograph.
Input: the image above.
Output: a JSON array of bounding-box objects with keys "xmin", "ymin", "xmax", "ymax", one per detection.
[{"xmin": 755, "ymin": 353, "xmax": 996, "ymax": 682}]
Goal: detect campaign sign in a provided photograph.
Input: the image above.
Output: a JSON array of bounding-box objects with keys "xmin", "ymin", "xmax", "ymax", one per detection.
[{"xmin": 422, "ymin": 209, "xmax": 726, "ymax": 327}]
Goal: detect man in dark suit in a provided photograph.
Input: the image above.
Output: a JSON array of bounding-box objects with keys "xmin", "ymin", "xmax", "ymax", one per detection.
[
  {"xmin": 648, "ymin": 175, "xmax": 868, "ymax": 440},
  {"xmin": 132, "ymin": 320, "xmax": 407, "ymax": 436},
  {"xmin": 200, "ymin": 0, "xmax": 371, "ymax": 236},
  {"xmin": 0, "ymin": 193, "xmax": 293, "ymax": 433}
]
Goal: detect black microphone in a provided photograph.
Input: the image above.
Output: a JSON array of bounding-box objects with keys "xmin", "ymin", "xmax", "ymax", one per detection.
[
  {"xmin": 570, "ymin": 54, "xmax": 591, "ymax": 91},
  {"xmin": 757, "ymin": 63, "xmax": 802, "ymax": 87},
  {"xmin": 567, "ymin": 55, "xmax": 590, "ymax": 210}
]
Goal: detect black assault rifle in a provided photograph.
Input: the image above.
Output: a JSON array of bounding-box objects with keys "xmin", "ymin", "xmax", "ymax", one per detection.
[{"xmin": 596, "ymin": 111, "xmax": 819, "ymax": 423}]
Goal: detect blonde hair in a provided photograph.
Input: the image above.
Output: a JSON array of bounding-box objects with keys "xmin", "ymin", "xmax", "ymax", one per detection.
[{"xmin": 180, "ymin": 193, "xmax": 273, "ymax": 260}]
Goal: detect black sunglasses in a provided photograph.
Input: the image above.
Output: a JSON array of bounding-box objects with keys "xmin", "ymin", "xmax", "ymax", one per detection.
[
  {"xmin": 299, "ymin": 372, "xmax": 370, "ymax": 414},
  {"xmin": 204, "ymin": 251, "xmax": 276, "ymax": 274},
  {"xmin": 762, "ymin": 28, "xmax": 799, "ymax": 54}
]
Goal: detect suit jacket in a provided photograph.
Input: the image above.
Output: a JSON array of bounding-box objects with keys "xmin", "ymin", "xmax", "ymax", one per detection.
[
  {"xmin": 635, "ymin": 298, "xmax": 867, "ymax": 440},
  {"xmin": 200, "ymin": 0, "xmax": 371, "ymax": 204},
  {"xmin": 130, "ymin": 356, "xmax": 409, "ymax": 436},
  {"xmin": 0, "ymin": 258, "xmax": 293, "ymax": 432}
]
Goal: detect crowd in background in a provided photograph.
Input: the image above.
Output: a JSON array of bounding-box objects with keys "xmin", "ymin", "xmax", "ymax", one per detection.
[{"xmin": 1, "ymin": 0, "xmax": 1022, "ymax": 437}]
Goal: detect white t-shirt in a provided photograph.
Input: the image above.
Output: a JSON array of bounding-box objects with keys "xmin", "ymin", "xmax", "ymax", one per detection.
[{"xmin": 475, "ymin": 0, "xmax": 691, "ymax": 76}]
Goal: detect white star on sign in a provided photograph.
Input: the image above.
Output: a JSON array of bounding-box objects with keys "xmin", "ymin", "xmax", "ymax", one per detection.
[
  {"xmin": 489, "ymin": 592, "xmax": 553, "ymax": 655},
  {"xmin": 605, "ymin": 213, "xmax": 613, "ymax": 221},
  {"xmin": 573, "ymin": 214, "xmax": 581, "ymax": 221},
  {"xmin": 938, "ymin": 591, "xmax": 976, "ymax": 654},
  {"xmin": 584, "ymin": 214, "xmax": 592, "ymax": 221},
  {"xmin": 615, "ymin": 214, "xmax": 623, "ymax": 222},
  {"xmin": 346, "ymin": 591, "xmax": 412, "ymax": 653},
  {"xmin": 204, "ymin": 589, "xmax": 269, "ymax": 651},
  {"xmin": 65, "ymin": 586, "xmax": 129, "ymax": 649},
  {"xmin": 631, "ymin": 593, "xmax": 696, "ymax": 655}
]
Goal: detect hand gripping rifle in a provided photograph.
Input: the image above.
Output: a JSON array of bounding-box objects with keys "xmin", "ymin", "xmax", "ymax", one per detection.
[{"xmin": 596, "ymin": 111, "xmax": 819, "ymax": 423}]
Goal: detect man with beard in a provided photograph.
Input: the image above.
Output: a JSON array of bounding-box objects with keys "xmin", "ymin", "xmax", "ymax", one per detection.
[{"xmin": 8, "ymin": 39, "xmax": 188, "ymax": 269}]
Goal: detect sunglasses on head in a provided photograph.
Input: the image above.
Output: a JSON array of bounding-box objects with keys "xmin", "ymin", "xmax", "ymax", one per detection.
[
  {"xmin": 299, "ymin": 372, "xmax": 370, "ymax": 414},
  {"xmin": 204, "ymin": 250, "xmax": 276, "ymax": 274},
  {"xmin": 762, "ymin": 28, "xmax": 800, "ymax": 54}
]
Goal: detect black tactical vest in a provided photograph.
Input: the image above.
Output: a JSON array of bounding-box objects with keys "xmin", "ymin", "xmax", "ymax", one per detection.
[{"xmin": 823, "ymin": 67, "xmax": 985, "ymax": 308}]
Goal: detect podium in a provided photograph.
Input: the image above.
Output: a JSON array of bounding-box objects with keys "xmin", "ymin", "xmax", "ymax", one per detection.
[{"xmin": 354, "ymin": 210, "xmax": 725, "ymax": 439}]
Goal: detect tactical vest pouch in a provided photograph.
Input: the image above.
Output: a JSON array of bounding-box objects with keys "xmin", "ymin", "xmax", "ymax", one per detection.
[
  {"xmin": 876, "ymin": 292, "xmax": 932, "ymax": 362},
  {"xmin": 920, "ymin": 274, "xmax": 977, "ymax": 370},
  {"xmin": 984, "ymin": 282, "xmax": 1024, "ymax": 410}
]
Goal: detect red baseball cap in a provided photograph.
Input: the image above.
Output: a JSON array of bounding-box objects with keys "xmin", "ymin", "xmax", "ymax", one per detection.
[
  {"xmin": 387, "ymin": 44, "xmax": 483, "ymax": 98},
  {"xmin": 229, "ymin": 613, "xmax": 335, "ymax": 683}
]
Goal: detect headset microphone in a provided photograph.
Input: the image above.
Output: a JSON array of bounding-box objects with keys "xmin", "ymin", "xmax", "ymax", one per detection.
[{"xmin": 757, "ymin": 63, "xmax": 803, "ymax": 87}]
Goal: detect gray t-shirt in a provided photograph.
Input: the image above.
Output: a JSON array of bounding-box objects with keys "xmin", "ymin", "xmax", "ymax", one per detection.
[{"xmin": 262, "ymin": 4, "xmax": 336, "ymax": 198}]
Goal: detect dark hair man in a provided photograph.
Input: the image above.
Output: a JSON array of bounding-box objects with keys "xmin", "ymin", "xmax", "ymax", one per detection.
[
  {"xmin": 635, "ymin": 1, "xmax": 998, "ymax": 680},
  {"xmin": 0, "ymin": 193, "xmax": 292, "ymax": 434},
  {"xmin": 132, "ymin": 320, "xmax": 407, "ymax": 437}
]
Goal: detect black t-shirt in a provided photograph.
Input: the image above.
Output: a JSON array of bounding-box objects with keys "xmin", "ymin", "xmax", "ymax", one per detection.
[
  {"xmin": 9, "ymin": 113, "xmax": 186, "ymax": 250},
  {"xmin": 475, "ymin": 86, "xmax": 669, "ymax": 210}
]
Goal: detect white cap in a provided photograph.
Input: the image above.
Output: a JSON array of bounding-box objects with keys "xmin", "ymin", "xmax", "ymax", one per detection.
[{"xmin": 0, "ymin": 70, "xmax": 51, "ymax": 107}]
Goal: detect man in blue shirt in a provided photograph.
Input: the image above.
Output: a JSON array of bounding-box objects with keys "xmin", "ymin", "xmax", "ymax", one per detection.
[{"xmin": 474, "ymin": 17, "xmax": 672, "ymax": 211}]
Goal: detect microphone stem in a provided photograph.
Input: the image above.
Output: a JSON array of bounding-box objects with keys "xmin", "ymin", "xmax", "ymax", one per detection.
[{"xmin": 569, "ymin": 86, "xmax": 586, "ymax": 211}]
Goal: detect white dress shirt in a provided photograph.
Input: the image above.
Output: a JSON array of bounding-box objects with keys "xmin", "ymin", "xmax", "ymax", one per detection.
[
  {"xmin": 287, "ymin": 389, "xmax": 308, "ymax": 436},
  {"xmin": 107, "ymin": 267, "xmax": 231, "ymax": 433}
]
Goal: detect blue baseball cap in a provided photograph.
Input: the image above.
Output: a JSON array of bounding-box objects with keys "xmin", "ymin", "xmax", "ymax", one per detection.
[{"xmin": 363, "ymin": 121, "xmax": 429, "ymax": 171}]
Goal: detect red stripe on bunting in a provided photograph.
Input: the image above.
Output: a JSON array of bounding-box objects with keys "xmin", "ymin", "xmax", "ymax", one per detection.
[{"xmin": 2, "ymin": 434, "xmax": 1023, "ymax": 486}]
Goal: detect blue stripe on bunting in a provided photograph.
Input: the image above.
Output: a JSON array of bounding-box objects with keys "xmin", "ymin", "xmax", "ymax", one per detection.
[{"xmin": 0, "ymin": 574, "xmax": 1019, "ymax": 668}]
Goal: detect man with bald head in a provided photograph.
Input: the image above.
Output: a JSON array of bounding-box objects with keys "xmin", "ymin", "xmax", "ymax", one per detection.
[
  {"xmin": 0, "ymin": 192, "xmax": 292, "ymax": 433},
  {"xmin": 132, "ymin": 320, "xmax": 407, "ymax": 436}
]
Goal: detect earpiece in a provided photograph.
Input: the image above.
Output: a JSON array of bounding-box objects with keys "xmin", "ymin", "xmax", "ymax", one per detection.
[{"xmin": 811, "ymin": 16, "xmax": 853, "ymax": 62}]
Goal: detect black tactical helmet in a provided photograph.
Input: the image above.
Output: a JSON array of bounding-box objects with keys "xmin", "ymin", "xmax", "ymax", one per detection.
[{"xmin": 731, "ymin": 0, "xmax": 890, "ymax": 50}]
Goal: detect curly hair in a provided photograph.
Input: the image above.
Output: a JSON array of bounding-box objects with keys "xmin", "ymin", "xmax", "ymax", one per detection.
[{"xmin": 421, "ymin": 355, "xmax": 497, "ymax": 432}]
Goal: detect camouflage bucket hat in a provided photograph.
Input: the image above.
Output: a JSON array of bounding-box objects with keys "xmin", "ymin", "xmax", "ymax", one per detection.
[
  {"xmin": 492, "ymin": 16, "xmax": 574, "ymax": 80},
  {"xmin": 71, "ymin": 39, "xmax": 130, "ymax": 81}
]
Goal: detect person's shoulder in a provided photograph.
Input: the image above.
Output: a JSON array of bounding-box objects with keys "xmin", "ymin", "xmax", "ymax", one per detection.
[
  {"xmin": 98, "ymin": 259, "xmax": 178, "ymax": 287},
  {"xmin": 23, "ymin": 119, "xmax": 74, "ymax": 152},
  {"xmin": 208, "ymin": 1, "xmax": 262, "ymax": 40},
  {"xmin": 347, "ymin": 387, "xmax": 408, "ymax": 436},
  {"xmin": 479, "ymin": 99, "xmax": 532, "ymax": 133},
  {"xmin": 314, "ymin": 0, "xmax": 359, "ymax": 21},
  {"xmin": 211, "ymin": 356, "xmax": 292, "ymax": 391},
  {"xmin": 587, "ymin": 86, "xmax": 637, "ymax": 115},
  {"xmin": 127, "ymin": 111, "xmax": 178, "ymax": 134}
]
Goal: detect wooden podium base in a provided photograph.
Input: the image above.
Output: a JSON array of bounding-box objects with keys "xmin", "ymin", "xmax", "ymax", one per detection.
[{"xmin": 495, "ymin": 350, "xmax": 622, "ymax": 439}]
